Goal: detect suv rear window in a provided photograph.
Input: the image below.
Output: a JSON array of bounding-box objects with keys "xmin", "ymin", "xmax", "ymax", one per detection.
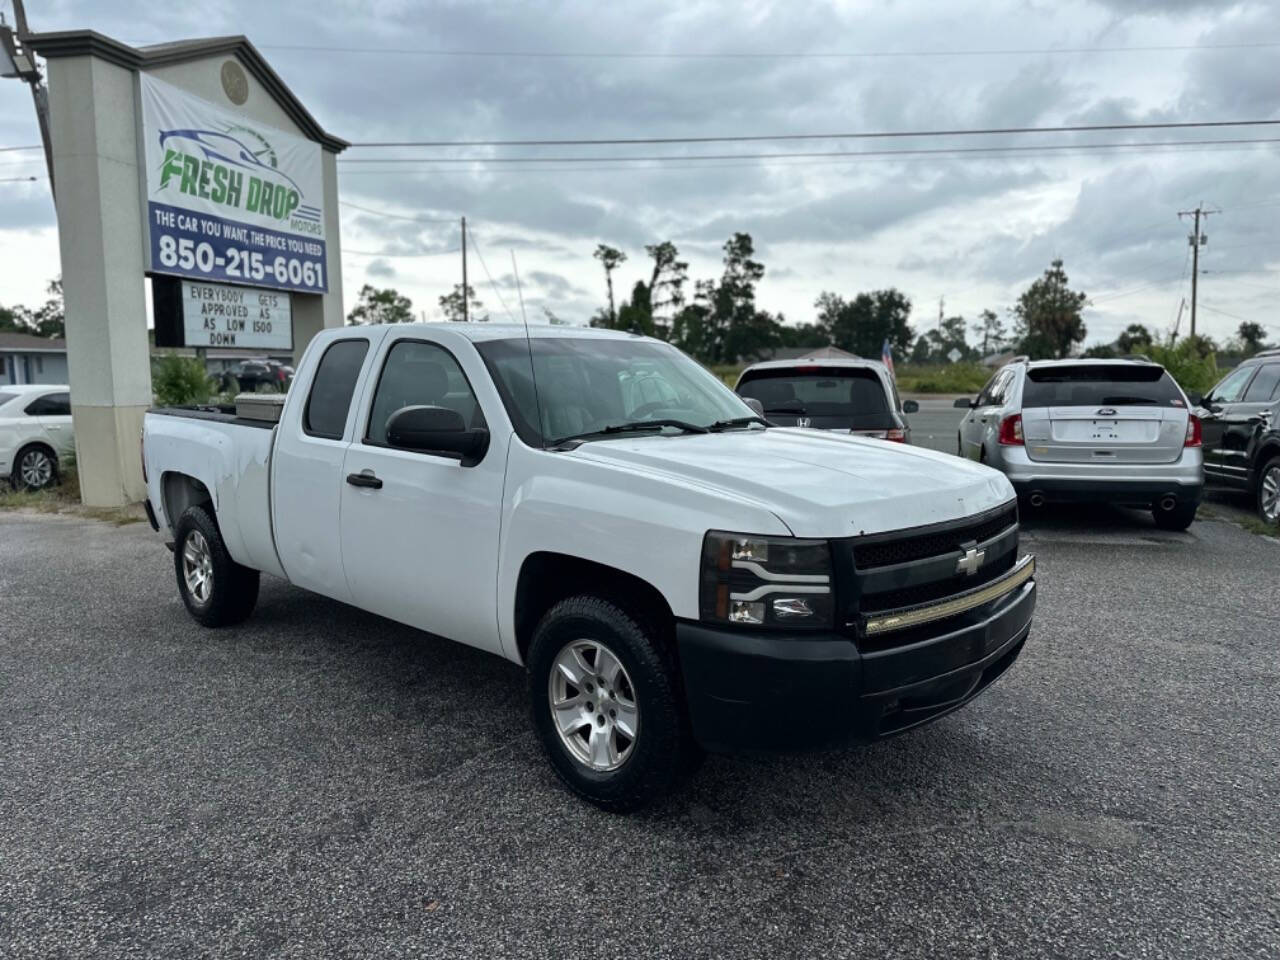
[
  {"xmin": 1022, "ymin": 365, "xmax": 1184, "ymax": 407},
  {"xmin": 737, "ymin": 368, "xmax": 890, "ymax": 417}
]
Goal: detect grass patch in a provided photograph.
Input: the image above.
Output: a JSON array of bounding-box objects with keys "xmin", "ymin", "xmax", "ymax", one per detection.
[
  {"xmin": 0, "ymin": 462, "xmax": 144, "ymax": 526},
  {"xmin": 894, "ymin": 364, "xmax": 991, "ymax": 394}
]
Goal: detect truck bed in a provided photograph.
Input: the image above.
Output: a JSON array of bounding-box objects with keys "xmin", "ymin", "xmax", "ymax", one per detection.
[{"xmin": 144, "ymin": 405, "xmax": 286, "ymax": 579}]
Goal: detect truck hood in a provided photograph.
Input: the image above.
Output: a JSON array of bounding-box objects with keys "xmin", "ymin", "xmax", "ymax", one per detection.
[{"xmin": 566, "ymin": 427, "xmax": 1014, "ymax": 538}]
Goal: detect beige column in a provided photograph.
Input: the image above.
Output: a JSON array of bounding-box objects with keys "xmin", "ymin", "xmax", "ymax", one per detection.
[{"xmin": 46, "ymin": 54, "xmax": 151, "ymax": 506}]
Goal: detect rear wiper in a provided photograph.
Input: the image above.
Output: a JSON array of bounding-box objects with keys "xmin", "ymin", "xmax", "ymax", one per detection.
[
  {"xmin": 551, "ymin": 419, "xmax": 709, "ymax": 447},
  {"xmin": 764, "ymin": 403, "xmax": 807, "ymax": 414},
  {"xmin": 708, "ymin": 415, "xmax": 770, "ymax": 431}
]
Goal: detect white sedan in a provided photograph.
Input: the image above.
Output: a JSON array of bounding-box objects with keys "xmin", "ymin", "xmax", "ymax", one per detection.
[{"xmin": 0, "ymin": 385, "xmax": 74, "ymax": 490}]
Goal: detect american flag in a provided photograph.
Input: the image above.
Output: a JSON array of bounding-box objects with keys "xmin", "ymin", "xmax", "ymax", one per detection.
[{"xmin": 881, "ymin": 338, "xmax": 895, "ymax": 380}]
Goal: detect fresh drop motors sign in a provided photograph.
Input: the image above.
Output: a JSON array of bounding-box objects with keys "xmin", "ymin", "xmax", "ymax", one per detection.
[{"xmin": 140, "ymin": 74, "xmax": 327, "ymax": 293}]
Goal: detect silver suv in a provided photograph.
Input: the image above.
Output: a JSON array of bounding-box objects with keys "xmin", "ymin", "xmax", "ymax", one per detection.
[{"xmin": 954, "ymin": 357, "xmax": 1204, "ymax": 530}]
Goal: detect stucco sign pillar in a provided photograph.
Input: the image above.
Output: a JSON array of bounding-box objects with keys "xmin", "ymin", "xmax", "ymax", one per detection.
[{"xmin": 26, "ymin": 32, "xmax": 346, "ymax": 506}]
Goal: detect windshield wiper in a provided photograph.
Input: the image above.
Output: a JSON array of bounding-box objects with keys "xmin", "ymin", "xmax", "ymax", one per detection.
[
  {"xmin": 708, "ymin": 415, "xmax": 770, "ymax": 431},
  {"xmin": 551, "ymin": 419, "xmax": 709, "ymax": 447}
]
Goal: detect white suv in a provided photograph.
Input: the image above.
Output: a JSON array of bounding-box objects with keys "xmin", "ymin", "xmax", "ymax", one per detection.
[{"xmin": 954, "ymin": 358, "xmax": 1203, "ymax": 530}]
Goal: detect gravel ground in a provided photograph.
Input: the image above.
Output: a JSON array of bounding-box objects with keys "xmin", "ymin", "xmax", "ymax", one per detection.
[{"xmin": 1, "ymin": 507, "xmax": 1277, "ymax": 959}]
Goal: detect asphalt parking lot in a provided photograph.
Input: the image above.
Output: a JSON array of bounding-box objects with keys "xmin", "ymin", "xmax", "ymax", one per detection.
[{"xmin": 2, "ymin": 496, "xmax": 1278, "ymax": 958}]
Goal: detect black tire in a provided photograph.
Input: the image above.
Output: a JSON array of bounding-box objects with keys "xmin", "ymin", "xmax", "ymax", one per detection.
[
  {"xmin": 11, "ymin": 443, "xmax": 58, "ymax": 491},
  {"xmin": 173, "ymin": 506, "xmax": 260, "ymax": 627},
  {"xmin": 1152, "ymin": 499, "xmax": 1198, "ymax": 532},
  {"xmin": 527, "ymin": 595, "xmax": 697, "ymax": 812},
  {"xmin": 1256, "ymin": 455, "xmax": 1280, "ymax": 527}
]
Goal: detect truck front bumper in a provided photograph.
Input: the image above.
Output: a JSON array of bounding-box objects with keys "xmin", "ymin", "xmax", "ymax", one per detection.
[{"xmin": 676, "ymin": 578, "xmax": 1035, "ymax": 754}]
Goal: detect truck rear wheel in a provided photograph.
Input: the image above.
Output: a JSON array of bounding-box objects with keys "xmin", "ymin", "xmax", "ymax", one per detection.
[
  {"xmin": 174, "ymin": 506, "xmax": 260, "ymax": 627},
  {"xmin": 527, "ymin": 595, "xmax": 696, "ymax": 812}
]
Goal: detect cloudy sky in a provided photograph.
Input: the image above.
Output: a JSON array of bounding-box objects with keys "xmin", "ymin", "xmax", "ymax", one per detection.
[{"xmin": 1, "ymin": 0, "xmax": 1278, "ymax": 349}]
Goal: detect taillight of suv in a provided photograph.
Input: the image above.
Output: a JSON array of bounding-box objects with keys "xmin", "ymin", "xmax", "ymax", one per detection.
[
  {"xmin": 1185, "ymin": 415, "xmax": 1202, "ymax": 447},
  {"xmin": 997, "ymin": 414, "xmax": 1024, "ymax": 446}
]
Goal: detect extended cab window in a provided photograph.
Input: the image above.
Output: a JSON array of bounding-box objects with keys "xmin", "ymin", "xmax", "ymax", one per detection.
[
  {"xmin": 304, "ymin": 339, "xmax": 369, "ymax": 439},
  {"xmin": 1022, "ymin": 365, "xmax": 1183, "ymax": 407},
  {"xmin": 25, "ymin": 392, "xmax": 70, "ymax": 416},
  {"xmin": 366, "ymin": 340, "xmax": 484, "ymax": 446}
]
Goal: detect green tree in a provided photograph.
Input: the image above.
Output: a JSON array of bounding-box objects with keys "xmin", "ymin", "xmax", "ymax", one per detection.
[
  {"xmin": 978, "ymin": 309, "xmax": 1006, "ymax": 356},
  {"xmin": 815, "ymin": 289, "xmax": 914, "ymax": 358},
  {"xmin": 152, "ymin": 353, "xmax": 215, "ymax": 406},
  {"xmin": 1236, "ymin": 321, "xmax": 1267, "ymax": 356},
  {"xmin": 1115, "ymin": 323, "xmax": 1154, "ymax": 354},
  {"xmin": 437, "ymin": 283, "xmax": 486, "ymax": 322},
  {"xmin": 644, "ymin": 241, "xmax": 688, "ymax": 338},
  {"xmin": 615, "ymin": 280, "xmax": 655, "ymax": 336},
  {"xmin": 1013, "ymin": 259, "xmax": 1088, "ymax": 359},
  {"xmin": 0, "ymin": 277, "xmax": 64, "ymax": 337},
  {"xmin": 347, "ymin": 284, "xmax": 414, "ymax": 325},
  {"xmin": 593, "ymin": 244, "xmax": 627, "ymax": 327}
]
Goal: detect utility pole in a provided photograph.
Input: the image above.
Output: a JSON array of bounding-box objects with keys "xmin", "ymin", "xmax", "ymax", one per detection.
[
  {"xmin": 1178, "ymin": 203, "xmax": 1218, "ymax": 340},
  {"xmin": 1, "ymin": 0, "xmax": 56, "ymax": 197},
  {"xmin": 460, "ymin": 216, "xmax": 469, "ymax": 322}
]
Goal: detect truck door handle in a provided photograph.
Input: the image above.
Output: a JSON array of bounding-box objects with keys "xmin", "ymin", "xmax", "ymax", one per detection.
[{"xmin": 346, "ymin": 471, "xmax": 383, "ymax": 489}]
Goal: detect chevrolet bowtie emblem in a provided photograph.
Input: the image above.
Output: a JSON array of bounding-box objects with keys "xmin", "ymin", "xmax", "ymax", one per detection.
[{"xmin": 956, "ymin": 546, "xmax": 986, "ymax": 576}]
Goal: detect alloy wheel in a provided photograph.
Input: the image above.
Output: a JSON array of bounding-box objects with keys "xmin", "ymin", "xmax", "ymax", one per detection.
[
  {"xmin": 182, "ymin": 530, "xmax": 215, "ymax": 605},
  {"xmin": 548, "ymin": 639, "xmax": 639, "ymax": 772},
  {"xmin": 19, "ymin": 449, "xmax": 53, "ymax": 489},
  {"xmin": 1262, "ymin": 465, "xmax": 1280, "ymax": 524}
]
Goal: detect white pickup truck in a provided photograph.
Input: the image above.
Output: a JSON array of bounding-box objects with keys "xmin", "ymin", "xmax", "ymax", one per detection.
[{"xmin": 142, "ymin": 324, "xmax": 1037, "ymax": 810}]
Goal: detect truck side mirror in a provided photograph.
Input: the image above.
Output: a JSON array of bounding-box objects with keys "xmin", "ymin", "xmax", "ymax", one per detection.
[
  {"xmin": 953, "ymin": 397, "xmax": 974, "ymax": 409},
  {"xmin": 385, "ymin": 405, "xmax": 489, "ymax": 466},
  {"xmin": 902, "ymin": 399, "xmax": 919, "ymax": 414},
  {"xmin": 742, "ymin": 397, "xmax": 765, "ymax": 417},
  {"xmin": 1185, "ymin": 390, "xmax": 1204, "ymax": 407}
]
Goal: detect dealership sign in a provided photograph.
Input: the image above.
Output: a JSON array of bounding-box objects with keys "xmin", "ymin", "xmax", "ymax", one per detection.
[
  {"xmin": 140, "ymin": 74, "xmax": 327, "ymax": 293},
  {"xmin": 181, "ymin": 279, "xmax": 292, "ymax": 349}
]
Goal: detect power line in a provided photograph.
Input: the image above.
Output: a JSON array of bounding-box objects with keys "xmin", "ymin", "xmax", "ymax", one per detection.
[
  {"xmin": 1197, "ymin": 302, "xmax": 1256, "ymax": 324},
  {"xmin": 257, "ymin": 40, "xmax": 1280, "ymax": 61},
  {"xmin": 339, "ymin": 200, "xmax": 460, "ymax": 223},
  {"xmin": 348, "ymin": 118, "xmax": 1280, "ymax": 149},
  {"xmin": 0, "ymin": 175, "xmax": 38, "ymax": 183},
  {"xmin": 344, "ymin": 247, "xmax": 459, "ymax": 258},
  {"xmin": 0, "ymin": 145, "xmax": 42, "ymax": 153},
  {"xmin": 335, "ymin": 136, "xmax": 1280, "ymax": 167},
  {"xmin": 332, "ymin": 139, "xmax": 1280, "ymax": 176},
  {"xmin": 466, "ymin": 229, "xmax": 515, "ymax": 321}
]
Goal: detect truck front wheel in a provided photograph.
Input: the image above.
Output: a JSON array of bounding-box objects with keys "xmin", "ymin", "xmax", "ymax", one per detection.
[
  {"xmin": 173, "ymin": 506, "xmax": 260, "ymax": 627},
  {"xmin": 528, "ymin": 595, "xmax": 696, "ymax": 812}
]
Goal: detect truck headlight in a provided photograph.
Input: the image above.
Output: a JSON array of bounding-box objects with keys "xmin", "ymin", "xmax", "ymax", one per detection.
[{"xmin": 699, "ymin": 532, "xmax": 834, "ymax": 628}]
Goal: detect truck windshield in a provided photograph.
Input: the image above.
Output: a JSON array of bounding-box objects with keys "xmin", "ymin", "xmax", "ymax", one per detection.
[
  {"xmin": 476, "ymin": 336, "xmax": 756, "ymax": 446},
  {"xmin": 1023, "ymin": 365, "xmax": 1184, "ymax": 407}
]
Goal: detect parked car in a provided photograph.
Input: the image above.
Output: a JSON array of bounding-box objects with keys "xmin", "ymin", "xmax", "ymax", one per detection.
[
  {"xmin": 1189, "ymin": 348, "xmax": 1280, "ymax": 525},
  {"xmin": 954, "ymin": 357, "xmax": 1202, "ymax": 530},
  {"xmin": 143, "ymin": 324, "xmax": 1037, "ymax": 810},
  {"xmin": 0, "ymin": 384, "xmax": 74, "ymax": 490},
  {"xmin": 734, "ymin": 358, "xmax": 918, "ymax": 441},
  {"xmin": 222, "ymin": 359, "xmax": 292, "ymax": 393}
]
